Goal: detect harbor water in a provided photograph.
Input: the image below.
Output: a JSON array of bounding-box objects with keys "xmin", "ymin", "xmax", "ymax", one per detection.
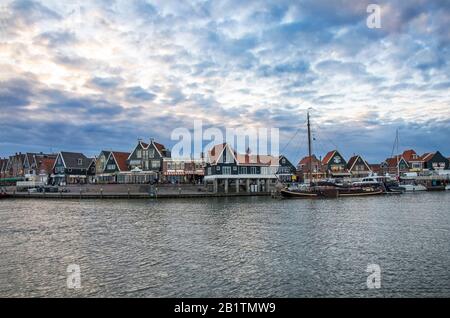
[{"xmin": 0, "ymin": 192, "xmax": 449, "ymax": 297}]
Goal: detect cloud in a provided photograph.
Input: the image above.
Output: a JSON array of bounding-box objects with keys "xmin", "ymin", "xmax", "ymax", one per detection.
[
  {"xmin": 1, "ymin": 0, "xmax": 450, "ymax": 162},
  {"xmin": 125, "ymin": 86, "xmax": 157, "ymax": 102}
]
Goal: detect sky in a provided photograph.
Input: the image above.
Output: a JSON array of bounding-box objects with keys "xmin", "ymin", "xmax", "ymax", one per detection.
[{"xmin": 0, "ymin": 0, "xmax": 449, "ymax": 164}]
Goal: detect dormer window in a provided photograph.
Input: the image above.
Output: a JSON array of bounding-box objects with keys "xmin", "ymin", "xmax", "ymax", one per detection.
[{"xmin": 78, "ymin": 159, "xmax": 83, "ymax": 165}]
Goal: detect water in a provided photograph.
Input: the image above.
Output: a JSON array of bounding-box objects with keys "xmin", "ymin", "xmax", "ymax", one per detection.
[{"xmin": 0, "ymin": 192, "xmax": 449, "ymax": 297}]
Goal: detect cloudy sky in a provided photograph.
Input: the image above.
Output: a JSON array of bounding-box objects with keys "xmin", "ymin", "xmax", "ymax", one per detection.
[{"xmin": 0, "ymin": 0, "xmax": 449, "ymax": 163}]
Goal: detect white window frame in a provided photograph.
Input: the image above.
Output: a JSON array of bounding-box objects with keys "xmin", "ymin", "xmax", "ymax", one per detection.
[{"xmin": 223, "ymin": 166, "xmax": 231, "ymax": 175}]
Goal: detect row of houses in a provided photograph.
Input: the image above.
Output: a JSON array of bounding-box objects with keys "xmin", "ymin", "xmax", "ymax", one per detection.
[
  {"xmin": 0, "ymin": 139, "xmax": 207, "ymax": 186},
  {"xmin": 296, "ymin": 149, "xmax": 450, "ymax": 181},
  {"xmin": 1, "ymin": 140, "xmax": 449, "ymax": 191}
]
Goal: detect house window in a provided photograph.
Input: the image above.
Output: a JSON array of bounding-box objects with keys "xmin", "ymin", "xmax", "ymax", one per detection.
[
  {"xmin": 233, "ymin": 166, "xmax": 237, "ymax": 171},
  {"xmin": 223, "ymin": 166, "xmax": 231, "ymax": 175},
  {"xmin": 77, "ymin": 159, "xmax": 83, "ymax": 166},
  {"xmin": 207, "ymin": 167, "xmax": 212, "ymax": 175},
  {"xmin": 143, "ymin": 150, "xmax": 148, "ymax": 159},
  {"xmin": 240, "ymin": 167, "xmax": 247, "ymax": 174},
  {"xmin": 250, "ymin": 167, "xmax": 257, "ymax": 174},
  {"xmin": 136, "ymin": 150, "xmax": 142, "ymax": 159},
  {"xmin": 107, "ymin": 164, "xmax": 116, "ymax": 170},
  {"xmin": 151, "ymin": 160, "xmax": 160, "ymax": 169},
  {"xmin": 216, "ymin": 166, "xmax": 220, "ymax": 172},
  {"xmin": 261, "ymin": 167, "xmax": 268, "ymax": 175},
  {"xmin": 149, "ymin": 149, "xmax": 155, "ymax": 158}
]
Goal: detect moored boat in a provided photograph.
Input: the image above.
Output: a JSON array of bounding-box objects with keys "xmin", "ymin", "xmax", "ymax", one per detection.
[
  {"xmin": 280, "ymin": 184, "xmax": 383, "ymax": 198},
  {"xmin": 0, "ymin": 192, "xmax": 10, "ymax": 199},
  {"xmin": 424, "ymin": 179, "xmax": 446, "ymax": 191},
  {"xmin": 399, "ymin": 183, "xmax": 427, "ymax": 192},
  {"xmin": 279, "ymin": 110, "xmax": 382, "ymax": 199}
]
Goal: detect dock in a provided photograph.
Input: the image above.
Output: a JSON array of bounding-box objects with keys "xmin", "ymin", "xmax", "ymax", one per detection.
[{"xmin": 3, "ymin": 191, "xmax": 272, "ymax": 200}]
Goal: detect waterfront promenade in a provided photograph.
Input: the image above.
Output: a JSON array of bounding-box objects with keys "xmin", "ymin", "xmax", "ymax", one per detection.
[{"xmin": 2, "ymin": 184, "xmax": 272, "ymax": 199}]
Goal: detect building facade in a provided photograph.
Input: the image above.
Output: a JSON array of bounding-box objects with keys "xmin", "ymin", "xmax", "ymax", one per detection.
[
  {"xmin": 204, "ymin": 143, "xmax": 279, "ymax": 193},
  {"xmin": 297, "ymin": 155, "xmax": 327, "ymax": 182},
  {"xmin": 402, "ymin": 149, "xmax": 424, "ymax": 172},
  {"xmin": 127, "ymin": 139, "xmax": 171, "ymax": 182},
  {"xmin": 96, "ymin": 151, "xmax": 131, "ymax": 183},
  {"xmin": 277, "ymin": 155, "xmax": 297, "ymax": 183},
  {"xmin": 322, "ymin": 150, "xmax": 351, "ymax": 178},
  {"xmin": 347, "ymin": 155, "xmax": 372, "ymax": 177},
  {"xmin": 382, "ymin": 155, "xmax": 409, "ymax": 176},
  {"xmin": 421, "ymin": 151, "xmax": 450, "ymax": 171},
  {"xmin": 162, "ymin": 158, "xmax": 205, "ymax": 184},
  {"xmin": 52, "ymin": 152, "xmax": 96, "ymax": 185}
]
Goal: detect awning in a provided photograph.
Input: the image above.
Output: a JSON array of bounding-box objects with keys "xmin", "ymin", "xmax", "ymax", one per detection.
[{"xmin": 0, "ymin": 177, "xmax": 25, "ymax": 182}]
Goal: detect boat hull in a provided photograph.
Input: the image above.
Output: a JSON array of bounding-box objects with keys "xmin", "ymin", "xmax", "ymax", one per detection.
[
  {"xmin": 400, "ymin": 184, "xmax": 427, "ymax": 192},
  {"xmin": 280, "ymin": 189, "xmax": 319, "ymax": 198},
  {"xmin": 280, "ymin": 187, "xmax": 384, "ymax": 199}
]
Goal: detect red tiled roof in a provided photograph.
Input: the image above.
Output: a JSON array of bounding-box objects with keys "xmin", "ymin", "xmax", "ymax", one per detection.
[
  {"xmin": 299, "ymin": 155, "xmax": 320, "ymax": 166},
  {"xmin": 112, "ymin": 152, "xmax": 130, "ymax": 172},
  {"xmin": 322, "ymin": 150, "xmax": 336, "ymax": 164},
  {"xmin": 235, "ymin": 154, "xmax": 277, "ymax": 165},
  {"xmin": 153, "ymin": 142, "xmax": 166, "ymax": 153},
  {"xmin": 38, "ymin": 157, "xmax": 56, "ymax": 174},
  {"xmin": 385, "ymin": 155, "xmax": 407, "ymax": 167},
  {"xmin": 208, "ymin": 143, "xmax": 277, "ymax": 166},
  {"xmin": 208, "ymin": 143, "xmax": 227, "ymax": 164},
  {"xmin": 402, "ymin": 149, "xmax": 422, "ymax": 162},
  {"xmin": 370, "ymin": 164, "xmax": 381, "ymax": 173}
]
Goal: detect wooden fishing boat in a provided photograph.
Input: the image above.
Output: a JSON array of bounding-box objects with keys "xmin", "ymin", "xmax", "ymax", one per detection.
[
  {"xmin": 280, "ymin": 185, "xmax": 383, "ymax": 198},
  {"xmin": 278, "ymin": 110, "xmax": 382, "ymax": 199}
]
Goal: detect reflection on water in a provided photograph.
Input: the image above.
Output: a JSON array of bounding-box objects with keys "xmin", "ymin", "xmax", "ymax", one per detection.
[{"xmin": 0, "ymin": 193, "xmax": 449, "ymax": 297}]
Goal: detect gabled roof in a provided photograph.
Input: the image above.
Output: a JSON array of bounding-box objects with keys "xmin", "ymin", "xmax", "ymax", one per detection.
[
  {"xmin": 58, "ymin": 152, "xmax": 91, "ymax": 169},
  {"xmin": 110, "ymin": 151, "xmax": 130, "ymax": 172},
  {"xmin": 402, "ymin": 149, "xmax": 422, "ymax": 162},
  {"xmin": 347, "ymin": 155, "xmax": 372, "ymax": 172},
  {"xmin": 298, "ymin": 154, "xmax": 321, "ymax": 166},
  {"xmin": 207, "ymin": 143, "xmax": 229, "ymax": 164},
  {"xmin": 37, "ymin": 157, "xmax": 56, "ymax": 174},
  {"xmin": 322, "ymin": 150, "xmax": 336, "ymax": 165},
  {"xmin": 384, "ymin": 155, "xmax": 408, "ymax": 168},
  {"xmin": 153, "ymin": 141, "xmax": 166, "ymax": 156},
  {"xmin": 420, "ymin": 152, "xmax": 434, "ymax": 162},
  {"xmin": 127, "ymin": 140, "xmax": 169, "ymax": 160}
]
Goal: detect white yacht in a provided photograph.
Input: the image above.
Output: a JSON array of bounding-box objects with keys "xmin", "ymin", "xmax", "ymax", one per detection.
[{"xmin": 400, "ymin": 183, "xmax": 427, "ymax": 192}]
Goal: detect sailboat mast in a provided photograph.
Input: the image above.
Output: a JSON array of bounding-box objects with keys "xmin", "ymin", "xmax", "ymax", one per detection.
[
  {"xmin": 396, "ymin": 129, "xmax": 400, "ymax": 178},
  {"xmin": 307, "ymin": 110, "xmax": 312, "ymax": 183}
]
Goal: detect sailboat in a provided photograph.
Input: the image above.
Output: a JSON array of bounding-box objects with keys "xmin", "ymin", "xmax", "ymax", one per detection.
[{"xmin": 280, "ymin": 110, "xmax": 384, "ymax": 198}]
